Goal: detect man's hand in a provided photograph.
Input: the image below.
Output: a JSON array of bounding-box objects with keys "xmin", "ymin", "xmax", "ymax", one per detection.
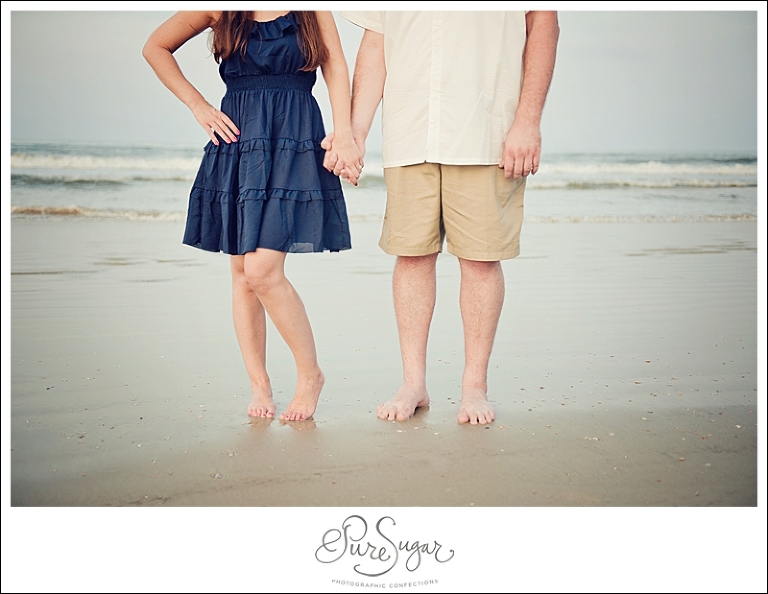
[
  {"xmin": 500, "ymin": 11, "xmax": 558, "ymax": 180},
  {"xmin": 322, "ymin": 132, "xmax": 366, "ymax": 184},
  {"xmin": 499, "ymin": 120, "xmax": 540, "ymax": 179}
]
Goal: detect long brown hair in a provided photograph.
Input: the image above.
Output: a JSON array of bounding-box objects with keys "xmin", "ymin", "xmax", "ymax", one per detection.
[{"xmin": 211, "ymin": 11, "xmax": 327, "ymax": 72}]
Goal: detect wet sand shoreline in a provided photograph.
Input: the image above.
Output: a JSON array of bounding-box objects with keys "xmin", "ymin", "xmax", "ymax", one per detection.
[{"xmin": 10, "ymin": 216, "xmax": 759, "ymax": 506}]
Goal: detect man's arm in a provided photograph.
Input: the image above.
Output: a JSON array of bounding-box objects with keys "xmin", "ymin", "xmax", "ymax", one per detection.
[
  {"xmin": 324, "ymin": 29, "xmax": 386, "ymax": 175},
  {"xmin": 499, "ymin": 11, "xmax": 559, "ymax": 180},
  {"xmin": 350, "ymin": 29, "xmax": 386, "ymax": 156}
]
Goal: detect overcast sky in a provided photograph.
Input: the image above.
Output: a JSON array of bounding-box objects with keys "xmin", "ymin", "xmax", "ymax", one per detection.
[{"xmin": 5, "ymin": 5, "xmax": 763, "ymax": 154}]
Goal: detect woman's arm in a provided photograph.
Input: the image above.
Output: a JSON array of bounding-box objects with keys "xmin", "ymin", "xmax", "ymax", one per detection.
[
  {"xmin": 316, "ymin": 11, "xmax": 363, "ymax": 185},
  {"xmin": 142, "ymin": 11, "xmax": 239, "ymax": 145}
]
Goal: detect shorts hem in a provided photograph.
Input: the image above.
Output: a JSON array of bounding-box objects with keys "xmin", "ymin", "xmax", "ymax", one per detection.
[
  {"xmin": 446, "ymin": 244, "xmax": 520, "ymax": 261},
  {"xmin": 378, "ymin": 240, "xmax": 443, "ymax": 257}
]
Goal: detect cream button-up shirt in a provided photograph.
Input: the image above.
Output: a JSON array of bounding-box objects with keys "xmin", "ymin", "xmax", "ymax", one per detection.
[{"xmin": 341, "ymin": 11, "xmax": 527, "ymax": 168}]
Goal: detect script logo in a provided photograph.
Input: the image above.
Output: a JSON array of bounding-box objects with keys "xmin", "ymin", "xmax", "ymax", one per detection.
[{"xmin": 315, "ymin": 515, "xmax": 455, "ymax": 577}]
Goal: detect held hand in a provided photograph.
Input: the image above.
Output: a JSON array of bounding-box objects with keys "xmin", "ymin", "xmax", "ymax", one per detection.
[
  {"xmin": 321, "ymin": 133, "xmax": 338, "ymax": 173},
  {"xmin": 338, "ymin": 136, "xmax": 367, "ymax": 184},
  {"xmin": 499, "ymin": 120, "xmax": 541, "ymax": 179},
  {"xmin": 191, "ymin": 101, "xmax": 239, "ymax": 146},
  {"xmin": 330, "ymin": 134, "xmax": 364, "ymax": 186},
  {"xmin": 322, "ymin": 132, "xmax": 365, "ymax": 186}
]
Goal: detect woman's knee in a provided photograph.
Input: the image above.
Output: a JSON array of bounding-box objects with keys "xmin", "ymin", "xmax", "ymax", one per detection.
[
  {"xmin": 243, "ymin": 254, "xmax": 285, "ymax": 295},
  {"xmin": 230, "ymin": 256, "xmax": 252, "ymax": 291}
]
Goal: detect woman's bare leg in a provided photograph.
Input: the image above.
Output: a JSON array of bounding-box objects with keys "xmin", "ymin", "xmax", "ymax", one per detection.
[
  {"xmin": 243, "ymin": 249, "xmax": 324, "ymax": 421},
  {"xmin": 230, "ymin": 256, "xmax": 275, "ymax": 418}
]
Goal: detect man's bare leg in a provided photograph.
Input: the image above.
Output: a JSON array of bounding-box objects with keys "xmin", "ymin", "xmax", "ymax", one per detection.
[
  {"xmin": 457, "ymin": 258, "xmax": 505, "ymax": 425},
  {"xmin": 377, "ymin": 254, "xmax": 437, "ymax": 421},
  {"xmin": 230, "ymin": 256, "xmax": 276, "ymax": 418}
]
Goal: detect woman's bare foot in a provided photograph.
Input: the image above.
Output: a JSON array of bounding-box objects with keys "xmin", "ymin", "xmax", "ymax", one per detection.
[
  {"xmin": 247, "ymin": 382, "xmax": 275, "ymax": 418},
  {"xmin": 279, "ymin": 369, "xmax": 324, "ymax": 421},
  {"xmin": 278, "ymin": 418, "xmax": 317, "ymax": 430},
  {"xmin": 457, "ymin": 386, "xmax": 495, "ymax": 425},
  {"xmin": 377, "ymin": 384, "xmax": 430, "ymax": 421}
]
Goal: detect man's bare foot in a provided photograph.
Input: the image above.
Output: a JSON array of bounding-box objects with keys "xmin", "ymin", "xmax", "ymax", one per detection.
[
  {"xmin": 279, "ymin": 369, "xmax": 324, "ymax": 421},
  {"xmin": 247, "ymin": 382, "xmax": 275, "ymax": 418},
  {"xmin": 457, "ymin": 386, "xmax": 495, "ymax": 425},
  {"xmin": 377, "ymin": 384, "xmax": 430, "ymax": 421}
]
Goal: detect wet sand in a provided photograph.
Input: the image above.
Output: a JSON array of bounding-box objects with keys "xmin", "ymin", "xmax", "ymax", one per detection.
[{"xmin": 10, "ymin": 216, "xmax": 759, "ymax": 506}]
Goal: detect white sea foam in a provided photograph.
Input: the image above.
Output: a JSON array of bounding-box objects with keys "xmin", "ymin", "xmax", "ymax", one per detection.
[
  {"xmin": 540, "ymin": 161, "xmax": 757, "ymax": 176},
  {"xmin": 12, "ymin": 173, "xmax": 196, "ymax": 185},
  {"xmin": 11, "ymin": 205, "xmax": 186, "ymax": 222},
  {"xmin": 522, "ymin": 213, "xmax": 757, "ymax": 223},
  {"xmin": 525, "ymin": 179, "xmax": 756, "ymax": 190},
  {"xmin": 11, "ymin": 153, "xmax": 201, "ymax": 172},
  {"xmin": 11, "ymin": 205, "xmax": 756, "ymax": 224},
  {"xmin": 10, "ymin": 144, "xmax": 757, "ymax": 221}
]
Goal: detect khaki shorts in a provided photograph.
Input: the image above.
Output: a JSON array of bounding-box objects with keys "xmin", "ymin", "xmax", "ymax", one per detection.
[{"xmin": 380, "ymin": 163, "xmax": 526, "ymax": 261}]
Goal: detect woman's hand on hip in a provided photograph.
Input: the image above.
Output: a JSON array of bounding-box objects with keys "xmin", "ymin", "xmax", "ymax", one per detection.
[{"xmin": 191, "ymin": 101, "xmax": 239, "ymax": 146}]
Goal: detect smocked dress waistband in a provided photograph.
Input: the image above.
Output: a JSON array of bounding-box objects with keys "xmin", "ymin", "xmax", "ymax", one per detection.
[{"xmin": 225, "ymin": 71, "xmax": 316, "ymax": 93}]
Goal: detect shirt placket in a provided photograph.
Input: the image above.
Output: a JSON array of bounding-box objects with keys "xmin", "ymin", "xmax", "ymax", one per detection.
[{"xmin": 426, "ymin": 13, "xmax": 443, "ymax": 162}]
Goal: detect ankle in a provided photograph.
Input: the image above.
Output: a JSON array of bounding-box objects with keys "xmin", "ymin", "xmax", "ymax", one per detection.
[
  {"xmin": 461, "ymin": 380, "xmax": 488, "ymax": 393},
  {"xmin": 250, "ymin": 378, "xmax": 272, "ymax": 392},
  {"xmin": 298, "ymin": 367, "xmax": 324, "ymax": 382}
]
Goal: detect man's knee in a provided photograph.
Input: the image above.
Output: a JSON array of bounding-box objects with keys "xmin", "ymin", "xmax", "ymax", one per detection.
[
  {"xmin": 458, "ymin": 258, "xmax": 501, "ymax": 275},
  {"xmin": 396, "ymin": 253, "xmax": 439, "ymax": 270}
]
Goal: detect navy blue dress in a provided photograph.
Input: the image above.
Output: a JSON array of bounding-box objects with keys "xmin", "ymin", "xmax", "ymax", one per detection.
[{"xmin": 183, "ymin": 12, "xmax": 351, "ymax": 255}]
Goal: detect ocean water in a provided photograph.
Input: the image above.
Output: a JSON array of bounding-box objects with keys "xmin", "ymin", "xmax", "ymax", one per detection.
[{"xmin": 10, "ymin": 141, "xmax": 757, "ymax": 223}]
